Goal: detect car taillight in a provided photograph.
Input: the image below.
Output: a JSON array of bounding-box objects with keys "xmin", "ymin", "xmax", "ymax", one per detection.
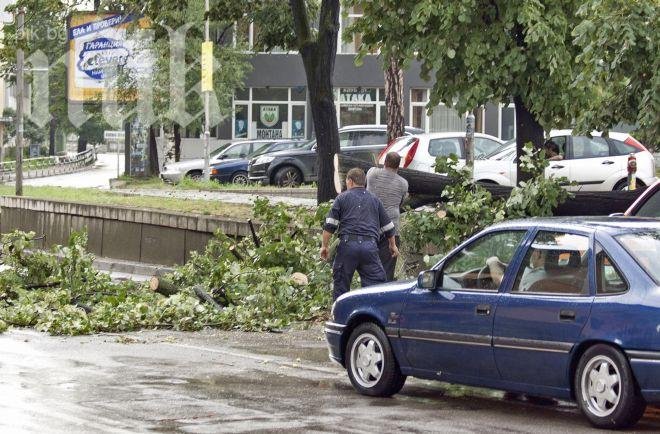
[
  {"xmin": 403, "ymin": 138, "xmax": 419, "ymax": 168},
  {"xmin": 624, "ymin": 136, "xmax": 647, "ymax": 152},
  {"xmin": 378, "ymin": 138, "xmax": 396, "ymax": 162}
]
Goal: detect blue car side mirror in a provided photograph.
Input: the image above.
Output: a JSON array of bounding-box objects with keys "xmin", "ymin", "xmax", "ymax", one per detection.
[{"xmin": 418, "ymin": 270, "xmax": 438, "ymax": 290}]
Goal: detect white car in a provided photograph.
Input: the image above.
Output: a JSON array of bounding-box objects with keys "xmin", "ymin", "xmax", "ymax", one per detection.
[
  {"xmin": 377, "ymin": 132, "xmax": 504, "ymax": 170},
  {"xmin": 473, "ymin": 130, "xmax": 657, "ymax": 191}
]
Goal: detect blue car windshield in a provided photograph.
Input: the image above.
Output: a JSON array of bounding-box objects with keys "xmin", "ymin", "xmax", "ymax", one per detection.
[{"xmin": 616, "ymin": 230, "xmax": 660, "ymax": 284}]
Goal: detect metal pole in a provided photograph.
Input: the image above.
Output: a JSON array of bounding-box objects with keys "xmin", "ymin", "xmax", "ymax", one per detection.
[
  {"xmin": 0, "ymin": 123, "xmax": 5, "ymax": 164},
  {"xmin": 15, "ymin": 8, "xmax": 25, "ymax": 196},
  {"xmin": 203, "ymin": 0, "xmax": 211, "ymax": 181},
  {"xmin": 465, "ymin": 111, "xmax": 475, "ymax": 180}
]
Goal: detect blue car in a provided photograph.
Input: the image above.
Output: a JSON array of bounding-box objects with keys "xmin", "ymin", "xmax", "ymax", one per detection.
[
  {"xmin": 325, "ymin": 217, "xmax": 660, "ymax": 429},
  {"xmin": 210, "ymin": 140, "xmax": 305, "ymax": 184}
]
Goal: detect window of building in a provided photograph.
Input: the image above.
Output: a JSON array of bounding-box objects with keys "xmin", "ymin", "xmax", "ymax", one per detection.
[
  {"xmin": 409, "ymin": 89, "xmax": 465, "ymax": 133},
  {"xmin": 335, "ymin": 87, "xmax": 385, "ymax": 127},
  {"xmin": 500, "ymin": 104, "xmax": 516, "ymax": 141},
  {"xmin": 233, "ymin": 88, "xmax": 307, "ymax": 139},
  {"xmin": 340, "ymin": 7, "xmax": 364, "ymax": 54}
]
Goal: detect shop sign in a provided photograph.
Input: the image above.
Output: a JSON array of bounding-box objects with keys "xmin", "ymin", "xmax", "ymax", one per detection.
[
  {"xmin": 340, "ymin": 87, "xmax": 376, "ymax": 103},
  {"xmin": 257, "ymin": 129, "xmax": 283, "ymax": 139},
  {"xmin": 259, "ymin": 105, "xmax": 279, "ymax": 128}
]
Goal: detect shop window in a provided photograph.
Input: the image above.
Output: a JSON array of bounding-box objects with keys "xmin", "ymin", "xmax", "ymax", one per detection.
[
  {"xmin": 429, "ymin": 105, "xmax": 465, "ymax": 132},
  {"xmin": 500, "ymin": 105, "xmax": 515, "ymax": 141},
  {"xmin": 252, "ymin": 103, "xmax": 288, "ymax": 139},
  {"xmin": 235, "ymin": 88, "xmax": 249, "ymax": 101},
  {"xmin": 291, "ymin": 87, "xmax": 307, "ymax": 101},
  {"xmin": 252, "ymin": 87, "xmax": 288, "ymax": 101},
  {"xmin": 234, "ymin": 105, "xmax": 248, "ymax": 138},
  {"xmin": 292, "ymin": 105, "xmax": 305, "ymax": 138}
]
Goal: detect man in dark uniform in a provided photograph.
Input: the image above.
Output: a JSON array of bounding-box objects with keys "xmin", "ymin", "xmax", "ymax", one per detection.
[{"xmin": 320, "ymin": 168, "xmax": 399, "ymax": 300}]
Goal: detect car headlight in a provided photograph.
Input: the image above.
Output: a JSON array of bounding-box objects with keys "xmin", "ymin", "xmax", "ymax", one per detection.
[{"xmin": 253, "ymin": 155, "xmax": 275, "ymax": 165}]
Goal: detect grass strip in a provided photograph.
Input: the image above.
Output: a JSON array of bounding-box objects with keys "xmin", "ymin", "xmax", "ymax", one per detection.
[{"xmin": 0, "ymin": 185, "xmax": 255, "ymax": 219}]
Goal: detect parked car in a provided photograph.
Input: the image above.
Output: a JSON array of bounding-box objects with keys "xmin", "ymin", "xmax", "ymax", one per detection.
[
  {"xmin": 249, "ymin": 125, "xmax": 423, "ymax": 187},
  {"xmin": 325, "ymin": 217, "xmax": 660, "ymax": 429},
  {"xmin": 160, "ymin": 139, "xmax": 286, "ymax": 183},
  {"xmin": 377, "ymin": 132, "xmax": 504, "ymax": 170},
  {"xmin": 624, "ymin": 180, "xmax": 660, "ymax": 217},
  {"xmin": 208, "ymin": 140, "xmax": 305, "ymax": 184},
  {"xmin": 473, "ymin": 131, "xmax": 657, "ymax": 191}
]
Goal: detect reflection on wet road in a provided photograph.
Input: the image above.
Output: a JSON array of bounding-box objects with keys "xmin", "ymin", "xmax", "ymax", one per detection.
[{"xmin": 1, "ymin": 328, "xmax": 659, "ymax": 433}]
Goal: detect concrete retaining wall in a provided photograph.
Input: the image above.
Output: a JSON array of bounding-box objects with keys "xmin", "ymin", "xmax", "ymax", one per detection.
[{"xmin": 0, "ymin": 197, "xmax": 254, "ymax": 266}]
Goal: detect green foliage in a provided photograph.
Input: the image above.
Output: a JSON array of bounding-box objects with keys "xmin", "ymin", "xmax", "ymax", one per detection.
[
  {"xmin": 401, "ymin": 144, "xmax": 572, "ymax": 264},
  {"xmin": 171, "ymin": 197, "xmax": 332, "ymax": 330},
  {"xmin": 0, "ymin": 198, "xmax": 332, "ymax": 335},
  {"xmin": 571, "ymin": 0, "xmax": 659, "ymax": 148},
  {"xmin": 348, "ymin": 0, "xmax": 585, "ymax": 132}
]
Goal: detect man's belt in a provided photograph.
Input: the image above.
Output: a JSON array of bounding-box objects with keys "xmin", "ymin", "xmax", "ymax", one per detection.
[{"xmin": 342, "ymin": 234, "xmax": 376, "ymax": 242}]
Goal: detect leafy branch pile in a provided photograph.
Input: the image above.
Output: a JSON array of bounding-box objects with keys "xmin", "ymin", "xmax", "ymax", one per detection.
[
  {"xmin": 0, "ymin": 198, "xmax": 333, "ymax": 335},
  {"xmin": 401, "ymin": 144, "xmax": 572, "ymax": 266}
]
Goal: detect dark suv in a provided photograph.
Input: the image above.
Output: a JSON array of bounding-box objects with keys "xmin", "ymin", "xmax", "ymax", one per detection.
[{"xmin": 248, "ymin": 125, "xmax": 423, "ymax": 186}]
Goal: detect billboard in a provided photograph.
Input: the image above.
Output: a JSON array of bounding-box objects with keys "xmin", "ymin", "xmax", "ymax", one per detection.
[{"xmin": 67, "ymin": 13, "xmax": 151, "ymax": 102}]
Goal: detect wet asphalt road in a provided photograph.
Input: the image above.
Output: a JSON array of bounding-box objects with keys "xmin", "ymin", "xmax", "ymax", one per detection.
[{"xmin": 2, "ymin": 326, "xmax": 660, "ymax": 434}]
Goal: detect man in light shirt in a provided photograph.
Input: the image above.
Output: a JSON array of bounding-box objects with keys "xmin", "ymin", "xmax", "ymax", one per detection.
[{"xmin": 367, "ymin": 152, "xmax": 409, "ymax": 281}]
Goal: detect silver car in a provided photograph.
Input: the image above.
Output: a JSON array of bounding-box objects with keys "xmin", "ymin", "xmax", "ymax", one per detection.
[{"xmin": 161, "ymin": 140, "xmax": 280, "ymax": 183}]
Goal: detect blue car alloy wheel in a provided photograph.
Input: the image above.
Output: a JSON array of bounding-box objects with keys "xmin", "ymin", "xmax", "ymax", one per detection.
[
  {"xmin": 345, "ymin": 322, "xmax": 406, "ymax": 397},
  {"xmin": 575, "ymin": 344, "xmax": 646, "ymax": 429}
]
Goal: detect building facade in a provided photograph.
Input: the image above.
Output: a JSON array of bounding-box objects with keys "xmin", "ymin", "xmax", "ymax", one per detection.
[{"xmin": 215, "ymin": 52, "xmax": 517, "ymax": 143}]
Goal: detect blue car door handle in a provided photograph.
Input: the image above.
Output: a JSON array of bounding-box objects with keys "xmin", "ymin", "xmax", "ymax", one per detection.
[
  {"xmin": 559, "ymin": 309, "xmax": 576, "ymax": 321},
  {"xmin": 476, "ymin": 304, "xmax": 491, "ymax": 316}
]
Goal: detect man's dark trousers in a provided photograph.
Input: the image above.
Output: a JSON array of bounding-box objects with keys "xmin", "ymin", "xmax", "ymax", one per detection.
[
  {"xmin": 332, "ymin": 236, "xmax": 386, "ymax": 300},
  {"xmin": 378, "ymin": 235, "xmax": 400, "ymax": 281}
]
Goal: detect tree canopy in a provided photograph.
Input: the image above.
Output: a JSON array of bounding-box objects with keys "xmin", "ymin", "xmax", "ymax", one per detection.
[{"xmin": 349, "ymin": 0, "xmax": 658, "ymax": 171}]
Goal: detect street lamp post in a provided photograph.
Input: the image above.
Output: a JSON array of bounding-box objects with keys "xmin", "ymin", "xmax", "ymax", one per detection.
[
  {"xmin": 15, "ymin": 7, "xmax": 25, "ymax": 196},
  {"xmin": 202, "ymin": 0, "xmax": 211, "ymax": 182}
]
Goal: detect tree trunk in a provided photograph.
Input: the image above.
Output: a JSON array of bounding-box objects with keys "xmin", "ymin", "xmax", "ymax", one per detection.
[
  {"xmin": 514, "ymin": 95, "xmax": 544, "ymax": 184},
  {"xmin": 384, "ymin": 56, "xmax": 404, "ymax": 143},
  {"xmin": 48, "ymin": 117, "xmax": 56, "ymax": 156},
  {"xmin": 337, "ymin": 154, "xmax": 644, "ymax": 215},
  {"xmin": 173, "ymin": 123, "xmax": 181, "ymax": 162},
  {"xmin": 289, "ymin": 0, "xmax": 340, "ymax": 204},
  {"xmin": 148, "ymin": 125, "xmax": 160, "ymax": 176}
]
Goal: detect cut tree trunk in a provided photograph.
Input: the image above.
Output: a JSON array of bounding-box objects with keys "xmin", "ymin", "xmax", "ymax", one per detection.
[
  {"xmin": 149, "ymin": 276, "xmax": 179, "ymax": 297},
  {"xmin": 337, "ymin": 154, "xmax": 645, "ymax": 216},
  {"xmin": 384, "ymin": 56, "xmax": 405, "ymax": 142}
]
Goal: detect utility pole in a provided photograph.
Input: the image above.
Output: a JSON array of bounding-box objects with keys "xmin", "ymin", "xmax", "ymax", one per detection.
[
  {"xmin": 15, "ymin": 7, "xmax": 25, "ymax": 196},
  {"xmin": 201, "ymin": 0, "xmax": 212, "ymax": 181}
]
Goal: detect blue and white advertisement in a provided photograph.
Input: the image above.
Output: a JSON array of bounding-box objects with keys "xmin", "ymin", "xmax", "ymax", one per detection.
[{"xmin": 68, "ymin": 13, "xmax": 152, "ymax": 102}]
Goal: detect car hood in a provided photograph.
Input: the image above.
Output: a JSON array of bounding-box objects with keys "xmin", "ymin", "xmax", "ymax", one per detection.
[
  {"xmin": 337, "ymin": 279, "xmax": 415, "ymax": 302},
  {"xmin": 164, "ymin": 159, "xmax": 204, "ymax": 171}
]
